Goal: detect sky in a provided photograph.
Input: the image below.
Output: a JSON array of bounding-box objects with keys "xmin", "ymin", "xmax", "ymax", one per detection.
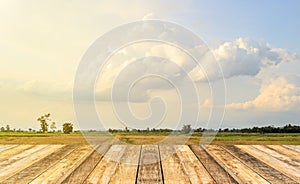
[{"xmin": 0, "ymin": 0, "xmax": 300, "ymax": 130}]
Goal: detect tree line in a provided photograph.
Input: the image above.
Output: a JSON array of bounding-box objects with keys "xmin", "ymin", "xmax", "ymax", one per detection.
[
  {"xmin": 238, "ymin": 124, "xmax": 300, "ymax": 133},
  {"xmin": 2, "ymin": 119, "xmax": 299, "ymax": 134},
  {"xmin": 108, "ymin": 124, "xmax": 300, "ymax": 134},
  {"xmin": 1, "ymin": 113, "xmax": 73, "ymax": 134}
]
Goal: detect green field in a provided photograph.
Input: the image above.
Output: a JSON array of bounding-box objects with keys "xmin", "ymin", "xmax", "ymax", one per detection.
[{"xmin": 0, "ymin": 132, "xmax": 299, "ymax": 145}]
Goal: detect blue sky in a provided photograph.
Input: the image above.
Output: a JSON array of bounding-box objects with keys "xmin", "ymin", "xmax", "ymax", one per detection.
[
  {"xmin": 179, "ymin": 1, "xmax": 300, "ymax": 52},
  {"xmin": 0, "ymin": 1, "xmax": 299, "ymax": 130}
]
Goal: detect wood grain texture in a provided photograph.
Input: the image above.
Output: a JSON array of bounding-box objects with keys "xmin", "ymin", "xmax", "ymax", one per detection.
[
  {"xmin": 0, "ymin": 145, "xmax": 34, "ymax": 162},
  {"xmin": 109, "ymin": 145, "xmax": 141, "ymax": 184},
  {"xmin": 174, "ymin": 145, "xmax": 215, "ymax": 184},
  {"xmin": 136, "ymin": 145, "xmax": 163, "ymax": 184},
  {"xmin": 62, "ymin": 145, "xmax": 110, "ymax": 184},
  {"xmin": 30, "ymin": 145, "xmax": 94, "ymax": 184},
  {"xmin": 0, "ymin": 144, "xmax": 299, "ymax": 184},
  {"xmin": 206, "ymin": 145, "xmax": 269, "ymax": 184},
  {"xmin": 0, "ymin": 145, "xmax": 17, "ymax": 153},
  {"xmin": 5, "ymin": 145, "xmax": 78, "ymax": 184},
  {"xmin": 84, "ymin": 145, "xmax": 127, "ymax": 184},
  {"xmin": 223, "ymin": 145, "xmax": 297, "ymax": 184},
  {"xmin": 0, "ymin": 145, "xmax": 62, "ymax": 182},
  {"xmin": 190, "ymin": 145, "xmax": 237, "ymax": 184},
  {"xmin": 237, "ymin": 145, "xmax": 300, "ymax": 182},
  {"xmin": 283, "ymin": 145, "xmax": 300, "ymax": 152},
  {"xmin": 252, "ymin": 145, "xmax": 300, "ymax": 169},
  {"xmin": 266, "ymin": 145, "xmax": 300, "ymax": 163},
  {"xmin": 160, "ymin": 145, "xmax": 190, "ymax": 184}
]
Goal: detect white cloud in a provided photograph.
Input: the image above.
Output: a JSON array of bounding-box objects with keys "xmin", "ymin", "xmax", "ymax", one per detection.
[
  {"xmin": 142, "ymin": 13, "xmax": 157, "ymax": 20},
  {"xmin": 93, "ymin": 37, "xmax": 299, "ymax": 104},
  {"xmin": 94, "ymin": 42, "xmax": 199, "ymax": 102},
  {"xmin": 19, "ymin": 80, "xmax": 72, "ymax": 100},
  {"xmin": 200, "ymin": 98, "xmax": 212, "ymax": 109},
  {"xmin": 228, "ymin": 76, "xmax": 300, "ymax": 111},
  {"xmin": 191, "ymin": 38, "xmax": 298, "ymax": 81}
]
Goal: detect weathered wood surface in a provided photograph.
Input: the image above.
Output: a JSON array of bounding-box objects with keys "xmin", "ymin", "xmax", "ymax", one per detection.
[
  {"xmin": 0, "ymin": 145, "xmax": 63, "ymax": 182},
  {"xmin": 174, "ymin": 145, "xmax": 215, "ymax": 184},
  {"xmin": 6, "ymin": 145, "xmax": 78, "ymax": 184},
  {"xmin": 160, "ymin": 145, "xmax": 190, "ymax": 183},
  {"xmin": 0, "ymin": 145, "xmax": 299, "ymax": 184},
  {"xmin": 84, "ymin": 145, "xmax": 127, "ymax": 184},
  {"xmin": 190, "ymin": 145, "xmax": 237, "ymax": 184},
  {"xmin": 205, "ymin": 145, "xmax": 269, "ymax": 183},
  {"xmin": 222, "ymin": 145, "xmax": 297, "ymax": 184},
  {"xmin": 30, "ymin": 145, "xmax": 94, "ymax": 184},
  {"xmin": 136, "ymin": 145, "xmax": 163, "ymax": 184},
  {"xmin": 237, "ymin": 145, "xmax": 300, "ymax": 182},
  {"xmin": 109, "ymin": 145, "xmax": 140, "ymax": 184}
]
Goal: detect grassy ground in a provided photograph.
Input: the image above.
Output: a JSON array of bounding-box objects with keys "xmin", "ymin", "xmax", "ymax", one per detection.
[
  {"xmin": 0, "ymin": 132, "xmax": 88, "ymax": 144},
  {"xmin": 0, "ymin": 132, "xmax": 299, "ymax": 145}
]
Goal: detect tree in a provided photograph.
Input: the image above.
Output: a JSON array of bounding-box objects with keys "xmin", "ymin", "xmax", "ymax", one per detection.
[
  {"xmin": 0, "ymin": 127, "xmax": 4, "ymax": 132},
  {"xmin": 50, "ymin": 122, "xmax": 56, "ymax": 132},
  {"xmin": 63, "ymin": 122, "xmax": 73, "ymax": 134},
  {"xmin": 6, "ymin": 125, "xmax": 10, "ymax": 132},
  {"xmin": 181, "ymin": 124, "xmax": 191, "ymax": 134},
  {"xmin": 37, "ymin": 113, "xmax": 51, "ymax": 133}
]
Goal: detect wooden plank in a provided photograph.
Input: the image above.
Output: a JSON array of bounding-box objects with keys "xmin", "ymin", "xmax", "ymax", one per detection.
[
  {"xmin": 136, "ymin": 145, "xmax": 163, "ymax": 184},
  {"xmin": 62, "ymin": 145, "xmax": 110, "ymax": 184},
  {"xmin": 190, "ymin": 145, "xmax": 237, "ymax": 184},
  {"xmin": 0, "ymin": 145, "xmax": 49, "ymax": 169},
  {"xmin": 283, "ymin": 145, "xmax": 300, "ymax": 152},
  {"xmin": 109, "ymin": 145, "xmax": 141, "ymax": 184},
  {"xmin": 84, "ymin": 145, "xmax": 127, "ymax": 184},
  {"xmin": 223, "ymin": 145, "xmax": 297, "ymax": 184},
  {"xmin": 174, "ymin": 145, "xmax": 215, "ymax": 184},
  {"xmin": 252, "ymin": 145, "xmax": 300, "ymax": 169},
  {"xmin": 159, "ymin": 145, "xmax": 190, "ymax": 184},
  {"xmin": 30, "ymin": 145, "xmax": 94, "ymax": 184},
  {"xmin": 0, "ymin": 145, "xmax": 62, "ymax": 182},
  {"xmin": 4, "ymin": 145, "xmax": 78, "ymax": 184},
  {"xmin": 237, "ymin": 145, "xmax": 300, "ymax": 182},
  {"xmin": 206, "ymin": 145, "xmax": 269, "ymax": 184},
  {"xmin": 0, "ymin": 145, "xmax": 17, "ymax": 153},
  {"xmin": 266, "ymin": 145, "xmax": 300, "ymax": 163},
  {"xmin": 0, "ymin": 145, "xmax": 34, "ymax": 162}
]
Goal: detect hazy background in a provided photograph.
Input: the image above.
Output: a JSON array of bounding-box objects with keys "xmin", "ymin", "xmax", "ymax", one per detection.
[{"xmin": 0, "ymin": 0, "xmax": 299, "ymax": 130}]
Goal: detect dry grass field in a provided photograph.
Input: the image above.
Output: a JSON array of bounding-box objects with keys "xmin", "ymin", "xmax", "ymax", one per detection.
[{"xmin": 1, "ymin": 132, "xmax": 300, "ymax": 145}]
